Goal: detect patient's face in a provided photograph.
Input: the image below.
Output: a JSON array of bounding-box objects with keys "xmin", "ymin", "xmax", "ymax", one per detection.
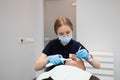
[{"xmin": 65, "ymin": 54, "xmax": 86, "ymax": 70}]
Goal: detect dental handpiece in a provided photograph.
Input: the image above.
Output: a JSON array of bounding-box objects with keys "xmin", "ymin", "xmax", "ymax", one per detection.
[{"xmin": 46, "ymin": 58, "xmax": 71, "ymax": 67}]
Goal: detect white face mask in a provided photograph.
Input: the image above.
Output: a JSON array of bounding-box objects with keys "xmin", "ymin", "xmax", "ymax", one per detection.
[{"xmin": 58, "ymin": 35, "xmax": 73, "ymax": 45}]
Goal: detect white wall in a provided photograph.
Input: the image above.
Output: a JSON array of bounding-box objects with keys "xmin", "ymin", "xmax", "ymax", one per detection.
[
  {"xmin": 34, "ymin": 0, "xmax": 44, "ymax": 77},
  {"xmin": 0, "ymin": 0, "xmax": 44, "ymax": 80},
  {"xmin": 76, "ymin": 0, "xmax": 120, "ymax": 80}
]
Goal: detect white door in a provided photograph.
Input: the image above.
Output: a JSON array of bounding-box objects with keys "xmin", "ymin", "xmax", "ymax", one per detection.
[{"xmin": 44, "ymin": 0, "xmax": 76, "ymax": 45}]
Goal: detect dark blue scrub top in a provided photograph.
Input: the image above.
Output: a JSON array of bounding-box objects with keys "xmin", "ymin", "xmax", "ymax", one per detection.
[{"xmin": 42, "ymin": 39, "xmax": 88, "ymax": 58}]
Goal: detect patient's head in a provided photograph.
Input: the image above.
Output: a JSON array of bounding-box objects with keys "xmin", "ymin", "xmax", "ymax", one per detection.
[{"xmin": 65, "ymin": 54, "xmax": 86, "ymax": 70}]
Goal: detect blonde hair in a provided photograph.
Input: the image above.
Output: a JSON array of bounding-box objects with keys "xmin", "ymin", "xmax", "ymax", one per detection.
[{"xmin": 54, "ymin": 17, "xmax": 73, "ymax": 34}]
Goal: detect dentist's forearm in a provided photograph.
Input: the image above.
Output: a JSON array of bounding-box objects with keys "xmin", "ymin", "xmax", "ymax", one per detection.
[
  {"xmin": 88, "ymin": 57, "xmax": 100, "ymax": 69},
  {"xmin": 34, "ymin": 58, "xmax": 48, "ymax": 71},
  {"xmin": 34, "ymin": 53, "xmax": 48, "ymax": 71}
]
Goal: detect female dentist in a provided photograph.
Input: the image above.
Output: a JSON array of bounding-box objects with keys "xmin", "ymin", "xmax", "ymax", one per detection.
[{"xmin": 34, "ymin": 17, "xmax": 100, "ymax": 71}]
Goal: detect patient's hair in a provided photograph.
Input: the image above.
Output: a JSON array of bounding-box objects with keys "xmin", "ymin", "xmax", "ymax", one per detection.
[
  {"xmin": 42, "ymin": 76, "xmax": 53, "ymax": 80},
  {"xmin": 89, "ymin": 75, "xmax": 100, "ymax": 80}
]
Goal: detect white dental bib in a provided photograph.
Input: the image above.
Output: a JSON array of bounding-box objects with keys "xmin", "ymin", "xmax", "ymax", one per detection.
[{"xmin": 37, "ymin": 65, "xmax": 92, "ymax": 80}]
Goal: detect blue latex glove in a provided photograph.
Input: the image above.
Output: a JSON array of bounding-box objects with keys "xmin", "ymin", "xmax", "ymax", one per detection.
[
  {"xmin": 47, "ymin": 54, "xmax": 64, "ymax": 65},
  {"xmin": 76, "ymin": 49, "xmax": 89, "ymax": 60}
]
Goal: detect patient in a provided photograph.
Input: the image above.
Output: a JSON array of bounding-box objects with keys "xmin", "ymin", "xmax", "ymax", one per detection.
[
  {"xmin": 65, "ymin": 54, "xmax": 86, "ymax": 70},
  {"xmin": 65, "ymin": 54, "xmax": 100, "ymax": 80},
  {"xmin": 37, "ymin": 54, "xmax": 100, "ymax": 80}
]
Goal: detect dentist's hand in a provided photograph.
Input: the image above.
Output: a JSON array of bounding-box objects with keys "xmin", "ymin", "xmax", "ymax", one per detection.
[
  {"xmin": 76, "ymin": 49, "xmax": 89, "ymax": 60},
  {"xmin": 47, "ymin": 54, "xmax": 64, "ymax": 65}
]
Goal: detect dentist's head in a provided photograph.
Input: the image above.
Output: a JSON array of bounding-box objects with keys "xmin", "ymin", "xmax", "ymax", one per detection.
[{"xmin": 54, "ymin": 17, "xmax": 73, "ymax": 45}]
